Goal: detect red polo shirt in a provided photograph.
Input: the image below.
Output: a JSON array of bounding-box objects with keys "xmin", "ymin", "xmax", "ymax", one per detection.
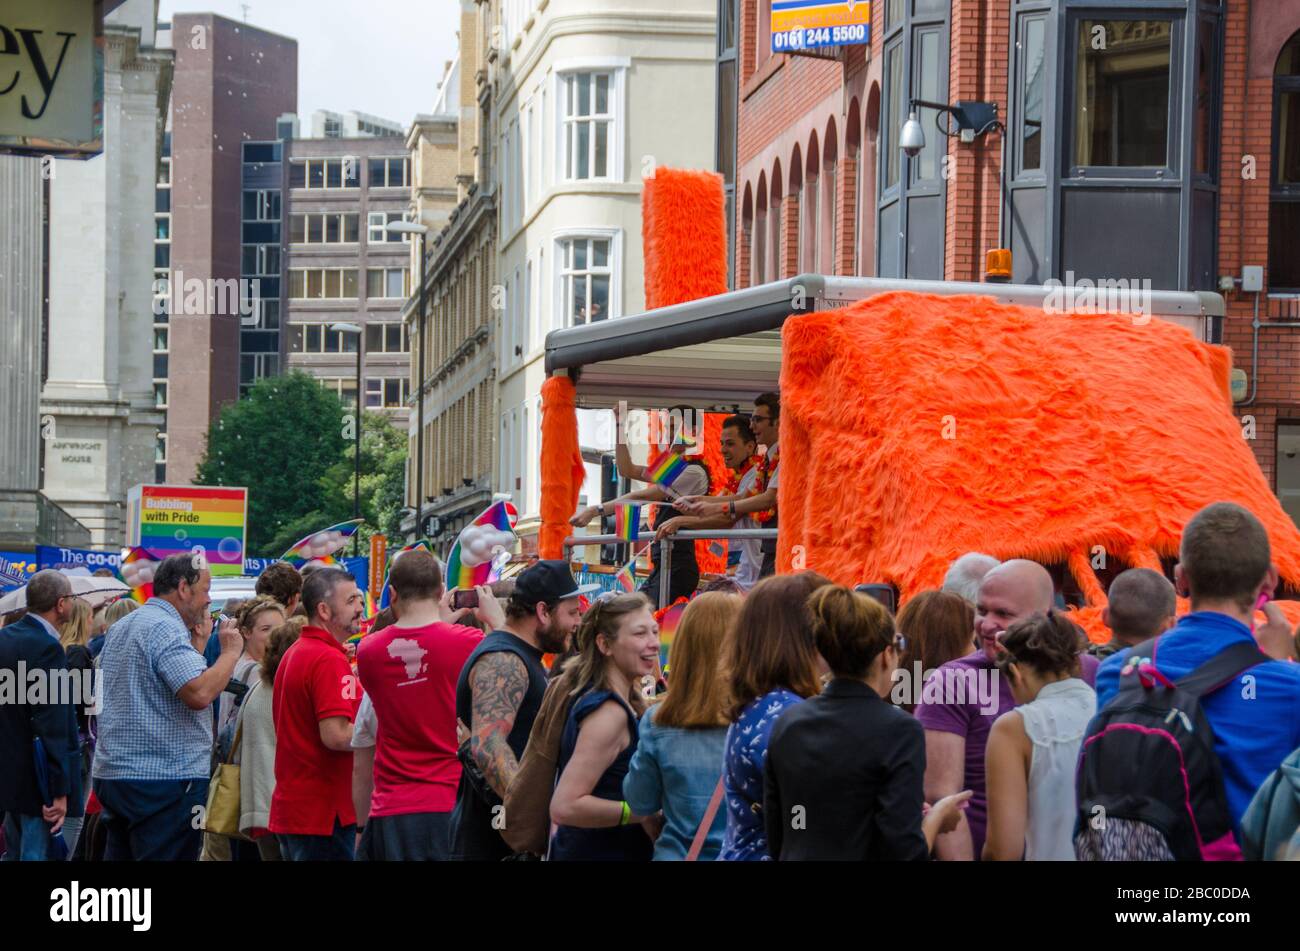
[{"xmin": 269, "ymin": 626, "xmax": 361, "ymax": 835}]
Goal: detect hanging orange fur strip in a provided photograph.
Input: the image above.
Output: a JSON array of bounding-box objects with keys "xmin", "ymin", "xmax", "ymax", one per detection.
[
  {"xmin": 539, "ymin": 375, "xmax": 585, "ymax": 560},
  {"xmin": 642, "ymin": 168, "xmax": 728, "ymax": 311},
  {"xmin": 777, "ymin": 291, "xmax": 1300, "ymax": 633}
]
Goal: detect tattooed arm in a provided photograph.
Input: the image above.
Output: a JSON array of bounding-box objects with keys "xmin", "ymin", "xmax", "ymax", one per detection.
[{"xmin": 468, "ymin": 651, "xmax": 529, "ymax": 798}]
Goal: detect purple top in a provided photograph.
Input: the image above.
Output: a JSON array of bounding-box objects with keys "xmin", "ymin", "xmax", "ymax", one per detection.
[{"xmin": 914, "ymin": 649, "xmax": 1098, "ymax": 857}]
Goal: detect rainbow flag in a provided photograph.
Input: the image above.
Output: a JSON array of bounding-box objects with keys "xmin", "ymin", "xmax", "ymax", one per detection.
[
  {"xmin": 376, "ymin": 540, "xmax": 432, "ymax": 611},
  {"xmin": 655, "ymin": 597, "xmax": 689, "ymax": 672},
  {"xmin": 280, "ymin": 518, "xmax": 364, "ymax": 566},
  {"xmin": 614, "ymin": 560, "xmax": 637, "ymax": 593},
  {"xmin": 446, "ymin": 499, "xmax": 519, "ymax": 590},
  {"xmin": 643, "ymin": 446, "xmax": 689, "ymax": 488},
  {"xmin": 614, "ymin": 504, "xmax": 641, "ymax": 541},
  {"xmin": 119, "ymin": 547, "xmax": 160, "ymax": 603}
]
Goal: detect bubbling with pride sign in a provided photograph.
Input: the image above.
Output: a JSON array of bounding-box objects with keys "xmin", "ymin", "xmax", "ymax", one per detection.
[{"xmin": 127, "ymin": 484, "xmax": 249, "ymax": 577}]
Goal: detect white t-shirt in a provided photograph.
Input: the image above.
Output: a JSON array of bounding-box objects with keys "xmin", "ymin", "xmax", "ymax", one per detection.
[
  {"xmin": 661, "ymin": 459, "xmax": 709, "ymax": 499},
  {"xmin": 350, "ymin": 692, "xmax": 377, "ymax": 749},
  {"xmin": 732, "ymin": 465, "xmax": 762, "ymax": 590}
]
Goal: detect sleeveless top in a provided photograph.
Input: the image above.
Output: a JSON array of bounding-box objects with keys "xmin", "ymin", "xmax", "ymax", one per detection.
[
  {"xmin": 449, "ymin": 630, "xmax": 549, "ymax": 860},
  {"xmin": 1018, "ymin": 678, "xmax": 1096, "ymax": 861},
  {"xmin": 548, "ymin": 687, "xmax": 654, "ymax": 862}
]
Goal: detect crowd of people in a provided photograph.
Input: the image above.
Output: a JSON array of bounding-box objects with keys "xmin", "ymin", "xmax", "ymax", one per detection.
[{"xmin": 2, "ymin": 397, "xmax": 1300, "ymax": 862}]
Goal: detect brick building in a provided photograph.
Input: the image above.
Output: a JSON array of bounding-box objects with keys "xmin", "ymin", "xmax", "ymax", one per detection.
[{"xmin": 730, "ymin": 0, "xmax": 1300, "ymax": 527}]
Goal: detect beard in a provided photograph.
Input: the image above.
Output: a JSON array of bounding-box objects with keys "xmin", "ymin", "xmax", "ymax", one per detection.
[{"xmin": 537, "ymin": 617, "xmax": 570, "ymax": 654}]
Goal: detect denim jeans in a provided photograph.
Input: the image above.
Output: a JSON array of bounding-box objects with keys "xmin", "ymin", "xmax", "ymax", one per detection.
[
  {"xmin": 277, "ymin": 818, "xmax": 355, "ymax": 861},
  {"xmin": 1, "ymin": 813, "xmax": 60, "ymax": 861},
  {"xmin": 94, "ymin": 778, "xmax": 209, "ymax": 862}
]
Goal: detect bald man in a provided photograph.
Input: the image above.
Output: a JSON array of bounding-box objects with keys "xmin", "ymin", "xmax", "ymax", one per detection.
[{"xmin": 914, "ymin": 559, "xmax": 1099, "ymax": 860}]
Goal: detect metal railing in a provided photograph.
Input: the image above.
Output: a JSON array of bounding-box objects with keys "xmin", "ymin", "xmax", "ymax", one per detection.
[{"xmin": 563, "ymin": 528, "xmax": 778, "ymax": 606}]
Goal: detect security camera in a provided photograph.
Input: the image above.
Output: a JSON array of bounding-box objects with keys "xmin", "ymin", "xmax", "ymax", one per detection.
[{"xmin": 900, "ymin": 111, "xmax": 925, "ymax": 158}]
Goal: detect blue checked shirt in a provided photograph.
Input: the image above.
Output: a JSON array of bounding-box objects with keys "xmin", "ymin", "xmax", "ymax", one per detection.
[{"xmin": 92, "ymin": 598, "xmax": 212, "ymax": 781}]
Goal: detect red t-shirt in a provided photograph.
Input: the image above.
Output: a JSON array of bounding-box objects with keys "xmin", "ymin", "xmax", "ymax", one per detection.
[
  {"xmin": 269, "ymin": 626, "xmax": 361, "ymax": 835},
  {"xmin": 355, "ymin": 620, "xmax": 483, "ymax": 816}
]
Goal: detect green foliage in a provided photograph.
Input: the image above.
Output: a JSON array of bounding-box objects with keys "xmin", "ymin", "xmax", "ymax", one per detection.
[{"xmin": 195, "ymin": 371, "xmax": 347, "ymax": 556}]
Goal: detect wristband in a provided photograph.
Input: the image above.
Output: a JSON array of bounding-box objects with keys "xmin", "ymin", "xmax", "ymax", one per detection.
[
  {"xmin": 619, "ymin": 800, "xmax": 631, "ymax": 826},
  {"xmin": 597, "ymin": 503, "xmax": 605, "ymax": 517},
  {"xmin": 728, "ymin": 501, "xmax": 736, "ymax": 518}
]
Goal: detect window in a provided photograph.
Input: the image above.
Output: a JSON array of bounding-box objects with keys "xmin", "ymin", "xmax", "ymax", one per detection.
[
  {"xmin": 365, "ymin": 323, "xmax": 408, "ymax": 353},
  {"xmin": 366, "ymin": 268, "xmax": 409, "ymax": 298},
  {"xmin": 288, "ymin": 268, "xmax": 360, "ymax": 299},
  {"xmin": 883, "ymin": 43, "xmax": 903, "ymax": 190},
  {"xmin": 561, "ymin": 72, "xmax": 614, "ymax": 180},
  {"xmin": 290, "ymin": 213, "xmax": 360, "ymax": 244},
  {"xmin": 365, "ymin": 378, "xmax": 410, "ymax": 409},
  {"xmin": 1273, "ymin": 32, "xmax": 1300, "ymax": 291},
  {"xmin": 158, "ymin": 159, "xmax": 170, "ymax": 186},
  {"xmin": 368, "ymin": 157, "xmax": 411, "ymax": 188},
  {"xmin": 153, "ymin": 328, "xmax": 168, "ymax": 351},
  {"xmin": 241, "ymin": 244, "xmax": 280, "ymax": 276},
  {"xmin": 155, "ymin": 434, "xmax": 167, "ymax": 464},
  {"xmin": 912, "ymin": 28, "xmax": 942, "ymax": 183},
  {"xmin": 290, "ymin": 325, "xmax": 369, "ymax": 354},
  {"xmin": 1072, "ymin": 19, "xmax": 1173, "ymax": 169},
  {"xmin": 155, "ymin": 215, "xmax": 170, "ymax": 240},
  {"xmin": 153, "ymin": 382, "xmax": 168, "ymax": 408},
  {"xmin": 154, "ymin": 244, "xmax": 170, "ymax": 269},
  {"xmin": 291, "ymin": 158, "xmax": 361, "ymax": 190},
  {"xmin": 242, "ymin": 190, "xmax": 281, "ymax": 221},
  {"xmin": 368, "ymin": 211, "xmax": 410, "ymax": 242},
  {"xmin": 319, "ymin": 376, "xmax": 358, "ymax": 406},
  {"xmin": 558, "ymin": 235, "xmax": 613, "ymax": 326},
  {"xmin": 1018, "ymin": 16, "xmax": 1047, "ymax": 173},
  {"xmin": 155, "ymin": 188, "xmax": 170, "ymax": 213}
]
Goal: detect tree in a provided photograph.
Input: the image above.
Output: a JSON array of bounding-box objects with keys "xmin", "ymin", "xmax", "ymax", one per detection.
[
  {"xmin": 195, "ymin": 372, "xmax": 347, "ymax": 556},
  {"xmin": 262, "ymin": 409, "xmax": 409, "ymax": 559}
]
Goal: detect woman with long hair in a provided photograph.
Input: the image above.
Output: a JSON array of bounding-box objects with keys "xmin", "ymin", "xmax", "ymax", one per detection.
[
  {"xmin": 216, "ymin": 596, "xmax": 286, "ymax": 755},
  {"xmin": 623, "ymin": 591, "xmax": 741, "ymax": 860},
  {"xmin": 57, "ymin": 596, "xmax": 95, "ymax": 857},
  {"xmin": 893, "ymin": 590, "xmax": 976, "ymax": 712},
  {"xmin": 764, "ymin": 586, "xmax": 972, "ymax": 859},
  {"xmin": 549, "ymin": 592, "xmax": 662, "ymax": 861},
  {"xmin": 720, "ymin": 571, "xmax": 831, "ymax": 861},
  {"xmin": 236, "ymin": 616, "xmax": 305, "ymax": 861},
  {"xmin": 983, "ymin": 611, "xmax": 1095, "ymax": 861}
]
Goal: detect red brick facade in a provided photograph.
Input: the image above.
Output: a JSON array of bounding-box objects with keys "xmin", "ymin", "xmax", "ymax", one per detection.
[{"xmin": 736, "ymin": 0, "xmax": 1300, "ymax": 504}]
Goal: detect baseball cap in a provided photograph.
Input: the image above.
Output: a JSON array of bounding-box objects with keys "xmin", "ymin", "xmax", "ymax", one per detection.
[{"xmin": 512, "ymin": 560, "xmax": 602, "ymax": 608}]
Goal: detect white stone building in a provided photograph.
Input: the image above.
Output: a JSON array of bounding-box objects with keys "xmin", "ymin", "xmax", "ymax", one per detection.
[
  {"xmin": 493, "ymin": 0, "xmax": 718, "ymax": 538},
  {"xmin": 39, "ymin": 0, "xmax": 173, "ymax": 547}
]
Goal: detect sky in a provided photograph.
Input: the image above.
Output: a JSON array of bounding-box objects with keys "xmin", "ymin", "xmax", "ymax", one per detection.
[{"xmin": 158, "ymin": 0, "xmax": 461, "ymax": 125}]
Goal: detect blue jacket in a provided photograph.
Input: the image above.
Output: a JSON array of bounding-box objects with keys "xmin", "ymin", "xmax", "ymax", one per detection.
[
  {"xmin": 1096, "ymin": 611, "xmax": 1300, "ymax": 830},
  {"xmin": 0, "ymin": 615, "xmax": 84, "ymax": 817},
  {"xmin": 623, "ymin": 705, "xmax": 727, "ymax": 861}
]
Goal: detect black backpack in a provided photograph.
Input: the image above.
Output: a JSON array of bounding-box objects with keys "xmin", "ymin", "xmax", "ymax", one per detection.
[{"xmin": 1074, "ymin": 637, "xmax": 1267, "ymax": 861}]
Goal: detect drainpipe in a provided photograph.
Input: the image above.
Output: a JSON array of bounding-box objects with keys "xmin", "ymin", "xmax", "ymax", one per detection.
[{"xmin": 1236, "ymin": 290, "xmax": 1300, "ymax": 408}]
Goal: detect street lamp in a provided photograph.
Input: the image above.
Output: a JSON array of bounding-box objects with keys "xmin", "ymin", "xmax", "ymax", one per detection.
[
  {"xmin": 331, "ymin": 321, "xmax": 364, "ymax": 555},
  {"xmin": 386, "ymin": 219, "xmax": 430, "ymax": 542}
]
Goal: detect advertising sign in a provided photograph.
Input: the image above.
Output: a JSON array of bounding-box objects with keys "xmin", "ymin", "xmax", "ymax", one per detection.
[
  {"xmin": 35, "ymin": 546, "xmax": 120, "ymax": 571},
  {"xmin": 128, "ymin": 485, "xmax": 249, "ymax": 577},
  {"xmin": 369, "ymin": 534, "xmax": 387, "ymax": 601},
  {"xmin": 0, "ymin": 0, "xmax": 104, "ymax": 159},
  {"xmin": 771, "ymin": 0, "xmax": 871, "ymax": 53}
]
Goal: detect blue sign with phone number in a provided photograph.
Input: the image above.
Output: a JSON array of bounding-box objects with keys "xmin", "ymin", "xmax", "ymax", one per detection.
[{"xmin": 773, "ymin": 23, "xmax": 869, "ymax": 52}]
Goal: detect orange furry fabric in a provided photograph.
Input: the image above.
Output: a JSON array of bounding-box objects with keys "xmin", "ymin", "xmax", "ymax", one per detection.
[
  {"xmin": 777, "ymin": 291, "xmax": 1300, "ymax": 643},
  {"xmin": 695, "ymin": 413, "xmax": 728, "ymax": 574},
  {"xmin": 539, "ymin": 376, "xmax": 585, "ymax": 560},
  {"xmin": 642, "ymin": 168, "xmax": 728, "ymax": 310}
]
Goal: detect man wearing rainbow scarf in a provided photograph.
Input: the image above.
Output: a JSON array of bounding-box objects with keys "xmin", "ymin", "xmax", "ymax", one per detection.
[
  {"xmin": 676, "ymin": 392, "xmax": 780, "ymax": 579},
  {"xmin": 655, "ymin": 413, "xmax": 763, "ymax": 590}
]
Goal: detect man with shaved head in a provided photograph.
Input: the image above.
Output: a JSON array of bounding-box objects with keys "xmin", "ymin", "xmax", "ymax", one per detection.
[
  {"xmin": 915, "ymin": 559, "xmax": 1098, "ymax": 859},
  {"xmin": 1092, "ymin": 568, "xmax": 1177, "ymax": 659}
]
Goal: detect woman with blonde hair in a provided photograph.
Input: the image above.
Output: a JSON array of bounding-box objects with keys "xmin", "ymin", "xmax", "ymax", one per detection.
[
  {"xmin": 549, "ymin": 592, "xmax": 662, "ymax": 861},
  {"xmin": 623, "ymin": 591, "xmax": 740, "ymax": 860},
  {"xmin": 58, "ymin": 596, "xmax": 95, "ymax": 856},
  {"xmin": 234, "ymin": 615, "xmax": 305, "ymax": 861}
]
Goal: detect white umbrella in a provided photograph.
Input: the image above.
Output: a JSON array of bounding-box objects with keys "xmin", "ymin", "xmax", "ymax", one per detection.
[{"xmin": 0, "ymin": 573, "xmax": 131, "ymax": 614}]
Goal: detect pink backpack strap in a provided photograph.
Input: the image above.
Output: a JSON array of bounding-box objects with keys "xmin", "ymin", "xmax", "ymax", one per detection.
[{"xmin": 686, "ymin": 777, "xmax": 726, "ymax": 862}]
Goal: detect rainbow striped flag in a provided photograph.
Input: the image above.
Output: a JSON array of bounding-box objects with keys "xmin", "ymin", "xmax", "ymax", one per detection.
[
  {"xmin": 614, "ymin": 504, "xmax": 641, "ymax": 541},
  {"xmin": 447, "ymin": 499, "xmax": 519, "ymax": 590},
  {"xmin": 119, "ymin": 546, "xmax": 159, "ymax": 604},
  {"xmin": 280, "ymin": 518, "xmax": 364, "ymax": 566},
  {"xmin": 614, "ymin": 560, "xmax": 637, "ymax": 593},
  {"xmin": 655, "ymin": 598, "xmax": 689, "ymax": 672},
  {"xmin": 643, "ymin": 446, "xmax": 689, "ymax": 488}
]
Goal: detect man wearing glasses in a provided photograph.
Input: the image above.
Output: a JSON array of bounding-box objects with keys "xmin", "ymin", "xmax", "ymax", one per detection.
[
  {"xmin": 0, "ymin": 571, "xmax": 81, "ymax": 860},
  {"xmin": 676, "ymin": 392, "xmax": 782, "ymax": 578}
]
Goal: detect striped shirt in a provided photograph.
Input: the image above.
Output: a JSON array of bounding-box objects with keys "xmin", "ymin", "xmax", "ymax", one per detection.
[{"xmin": 92, "ymin": 598, "xmax": 211, "ymax": 781}]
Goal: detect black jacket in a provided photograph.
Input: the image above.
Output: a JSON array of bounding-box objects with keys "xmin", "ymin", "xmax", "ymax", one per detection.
[
  {"xmin": 0, "ymin": 615, "xmax": 82, "ymax": 817},
  {"xmin": 763, "ymin": 678, "xmax": 930, "ymax": 860}
]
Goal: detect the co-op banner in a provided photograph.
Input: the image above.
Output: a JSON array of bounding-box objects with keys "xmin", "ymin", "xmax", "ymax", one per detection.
[{"xmin": 33, "ymin": 548, "xmax": 370, "ymax": 592}]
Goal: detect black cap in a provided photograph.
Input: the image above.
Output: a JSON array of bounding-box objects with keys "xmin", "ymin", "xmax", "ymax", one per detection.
[{"xmin": 511, "ymin": 560, "xmax": 602, "ymax": 608}]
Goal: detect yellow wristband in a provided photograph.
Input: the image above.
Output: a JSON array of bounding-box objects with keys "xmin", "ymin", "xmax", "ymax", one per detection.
[{"xmin": 619, "ymin": 800, "xmax": 631, "ymax": 826}]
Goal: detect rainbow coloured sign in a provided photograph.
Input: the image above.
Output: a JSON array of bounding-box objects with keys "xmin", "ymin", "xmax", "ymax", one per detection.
[
  {"xmin": 127, "ymin": 484, "xmax": 248, "ymax": 577},
  {"xmin": 771, "ymin": 0, "xmax": 870, "ymax": 53}
]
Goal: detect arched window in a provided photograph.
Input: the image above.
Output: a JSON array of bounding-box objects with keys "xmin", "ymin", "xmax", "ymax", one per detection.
[
  {"xmin": 822, "ymin": 119, "xmax": 839, "ymax": 276},
  {"xmin": 770, "ymin": 159, "xmax": 784, "ymax": 280},
  {"xmin": 803, "ymin": 137, "xmax": 818, "ymax": 273},
  {"xmin": 789, "ymin": 145, "xmax": 805, "ymax": 273},
  {"xmin": 741, "ymin": 183, "xmax": 754, "ymax": 288},
  {"xmin": 846, "ymin": 98, "xmax": 862, "ymax": 276},
  {"xmin": 754, "ymin": 172, "xmax": 768, "ymax": 285},
  {"xmin": 1272, "ymin": 31, "xmax": 1300, "ymax": 292}
]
